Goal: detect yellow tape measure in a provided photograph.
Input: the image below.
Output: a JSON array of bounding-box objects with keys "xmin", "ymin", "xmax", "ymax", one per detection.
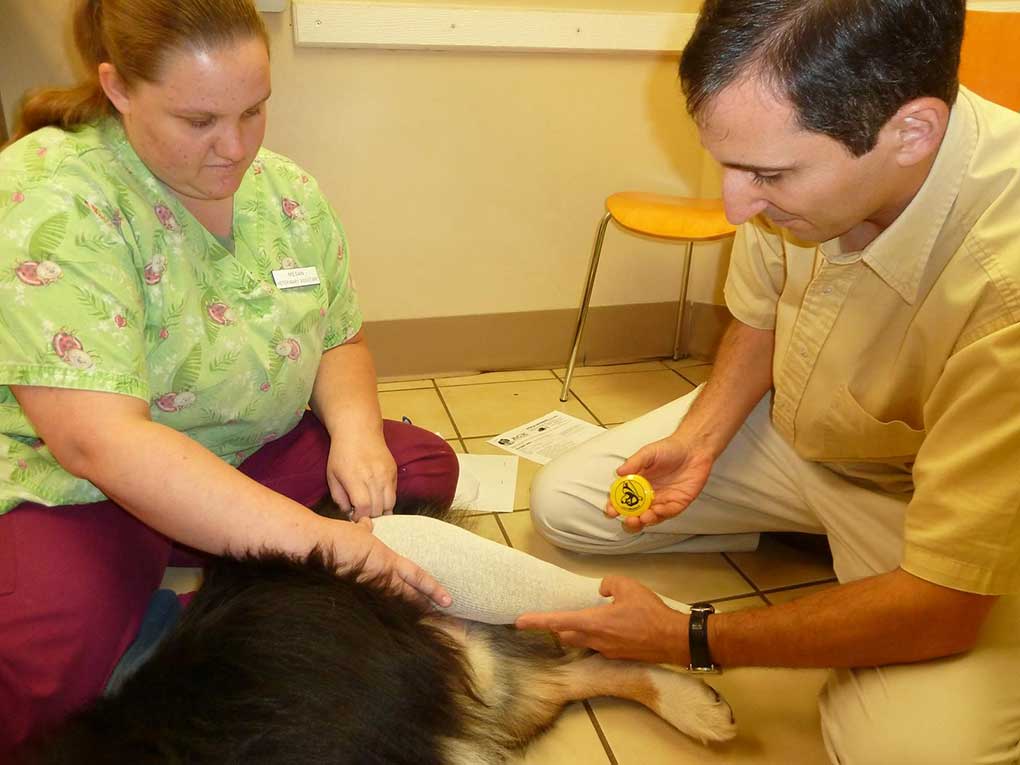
[{"xmin": 609, "ymin": 474, "xmax": 655, "ymax": 517}]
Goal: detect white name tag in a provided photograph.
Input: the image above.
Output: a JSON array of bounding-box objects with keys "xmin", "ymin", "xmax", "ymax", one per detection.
[{"xmin": 272, "ymin": 266, "xmax": 321, "ymax": 290}]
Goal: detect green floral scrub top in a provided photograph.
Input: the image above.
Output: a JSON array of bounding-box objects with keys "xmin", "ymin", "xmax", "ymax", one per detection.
[{"xmin": 0, "ymin": 118, "xmax": 361, "ymax": 514}]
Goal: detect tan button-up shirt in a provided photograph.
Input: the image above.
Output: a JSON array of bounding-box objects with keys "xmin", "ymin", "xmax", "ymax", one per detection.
[{"xmin": 725, "ymin": 87, "xmax": 1020, "ymax": 595}]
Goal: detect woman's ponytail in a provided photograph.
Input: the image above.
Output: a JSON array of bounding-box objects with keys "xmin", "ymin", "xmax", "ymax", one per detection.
[{"xmin": 7, "ymin": 0, "xmax": 111, "ymax": 145}]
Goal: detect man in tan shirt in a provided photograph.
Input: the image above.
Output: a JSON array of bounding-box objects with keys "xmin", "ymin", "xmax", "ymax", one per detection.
[{"xmin": 520, "ymin": 0, "xmax": 1020, "ymax": 761}]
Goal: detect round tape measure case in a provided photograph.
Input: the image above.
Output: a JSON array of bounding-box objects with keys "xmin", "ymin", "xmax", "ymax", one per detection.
[{"xmin": 609, "ymin": 474, "xmax": 655, "ymax": 517}]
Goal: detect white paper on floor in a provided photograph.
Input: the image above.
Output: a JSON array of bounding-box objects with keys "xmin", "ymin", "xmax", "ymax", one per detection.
[
  {"xmin": 488, "ymin": 411, "xmax": 605, "ymax": 465},
  {"xmin": 453, "ymin": 453, "xmax": 519, "ymax": 513}
]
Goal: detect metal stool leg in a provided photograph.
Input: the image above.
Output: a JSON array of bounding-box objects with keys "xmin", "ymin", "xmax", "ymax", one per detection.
[
  {"xmin": 560, "ymin": 212, "xmax": 613, "ymax": 402},
  {"xmin": 672, "ymin": 241, "xmax": 694, "ymax": 360}
]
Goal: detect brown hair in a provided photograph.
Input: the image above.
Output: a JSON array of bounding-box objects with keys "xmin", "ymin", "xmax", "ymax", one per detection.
[
  {"xmin": 679, "ymin": 0, "xmax": 965, "ymax": 157},
  {"xmin": 8, "ymin": 0, "xmax": 269, "ymax": 145}
]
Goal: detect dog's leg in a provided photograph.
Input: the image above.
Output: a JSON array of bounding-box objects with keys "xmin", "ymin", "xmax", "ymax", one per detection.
[
  {"xmin": 433, "ymin": 621, "xmax": 735, "ymax": 753},
  {"xmin": 552, "ymin": 654, "xmax": 736, "ymax": 744},
  {"xmin": 377, "ymin": 516, "xmax": 736, "ymax": 746}
]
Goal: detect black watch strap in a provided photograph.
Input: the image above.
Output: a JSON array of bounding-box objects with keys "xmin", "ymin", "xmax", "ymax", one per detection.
[{"xmin": 688, "ymin": 602, "xmax": 719, "ymax": 673}]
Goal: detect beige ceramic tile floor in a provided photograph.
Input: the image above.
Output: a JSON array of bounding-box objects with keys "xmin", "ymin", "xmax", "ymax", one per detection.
[
  {"xmin": 385, "ymin": 359, "xmax": 836, "ymax": 764},
  {"xmin": 165, "ymin": 359, "xmax": 838, "ymax": 763}
]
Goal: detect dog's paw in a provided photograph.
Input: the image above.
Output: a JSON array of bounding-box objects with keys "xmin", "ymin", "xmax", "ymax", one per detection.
[{"xmin": 649, "ymin": 669, "xmax": 737, "ymax": 744}]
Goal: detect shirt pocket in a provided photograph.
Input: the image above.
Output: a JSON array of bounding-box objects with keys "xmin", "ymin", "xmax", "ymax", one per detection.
[{"xmin": 820, "ymin": 384, "xmax": 925, "ymax": 461}]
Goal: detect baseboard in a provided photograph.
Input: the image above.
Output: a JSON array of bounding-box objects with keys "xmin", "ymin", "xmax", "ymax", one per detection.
[
  {"xmin": 365, "ymin": 301, "xmax": 732, "ymax": 378},
  {"xmin": 681, "ymin": 300, "xmax": 732, "ymax": 361}
]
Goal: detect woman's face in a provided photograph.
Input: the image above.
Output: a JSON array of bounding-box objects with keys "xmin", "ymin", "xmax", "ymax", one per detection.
[{"xmin": 109, "ymin": 37, "xmax": 271, "ymax": 204}]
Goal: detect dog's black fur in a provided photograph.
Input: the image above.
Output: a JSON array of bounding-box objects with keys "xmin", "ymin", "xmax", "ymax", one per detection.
[
  {"xmin": 18, "ymin": 501, "xmax": 736, "ymax": 763},
  {"xmin": 21, "ymin": 549, "xmax": 481, "ymax": 765}
]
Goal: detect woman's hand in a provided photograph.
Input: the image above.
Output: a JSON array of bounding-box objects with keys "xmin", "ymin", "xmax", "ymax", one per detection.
[
  {"xmin": 326, "ymin": 430, "xmax": 398, "ymax": 520},
  {"xmin": 332, "ymin": 517, "xmax": 452, "ymax": 610},
  {"xmin": 606, "ymin": 435, "xmax": 715, "ymax": 529}
]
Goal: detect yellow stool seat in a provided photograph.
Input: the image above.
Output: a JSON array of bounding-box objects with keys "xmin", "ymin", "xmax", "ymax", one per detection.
[
  {"xmin": 607, "ymin": 193, "xmax": 736, "ymax": 241},
  {"xmin": 560, "ymin": 193, "xmax": 737, "ymax": 402}
]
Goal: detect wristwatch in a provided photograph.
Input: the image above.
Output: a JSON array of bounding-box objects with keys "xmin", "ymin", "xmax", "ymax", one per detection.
[{"xmin": 688, "ymin": 602, "xmax": 720, "ymax": 673}]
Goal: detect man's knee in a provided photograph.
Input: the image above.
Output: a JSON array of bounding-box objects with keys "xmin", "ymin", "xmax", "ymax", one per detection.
[{"xmin": 529, "ymin": 455, "xmax": 601, "ymax": 551}]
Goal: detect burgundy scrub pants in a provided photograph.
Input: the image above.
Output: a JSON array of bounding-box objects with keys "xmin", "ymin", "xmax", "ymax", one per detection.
[{"xmin": 0, "ymin": 413, "xmax": 458, "ymax": 755}]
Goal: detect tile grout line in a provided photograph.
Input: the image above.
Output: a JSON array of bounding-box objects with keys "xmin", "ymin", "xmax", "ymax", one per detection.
[
  {"xmin": 493, "ymin": 513, "xmax": 514, "ymax": 547},
  {"xmin": 759, "ymin": 577, "xmax": 839, "ymax": 605},
  {"xmin": 721, "ymin": 551, "xmax": 768, "ymax": 602},
  {"xmin": 583, "ymin": 700, "xmax": 620, "ymax": 765},
  {"xmin": 381, "ymin": 362, "xmax": 706, "ymax": 390},
  {"xmin": 711, "ymin": 590, "xmax": 769, "ymax": 606},
  {"xmin": 430, "ymin": 378, "xmax": 467, "ymax": 444},
  {"xmin": 434, "ymin": 371, "xmax": 559, "ymax": 388},
  {"xmin": 762, "ymin": 577, "xmax": 839, "ymax": 593},
  {"xmin": 552, "ymin": 367, "xmax": 676, "ymax": 382},
  {"xmin": 563, "ymin": 387, "xmax": 607, "ymax": 428}
]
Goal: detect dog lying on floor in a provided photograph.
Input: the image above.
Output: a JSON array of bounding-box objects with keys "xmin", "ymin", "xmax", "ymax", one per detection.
[{"xmin": 19, "ymin": 508, "xmax": 736, "ymax": 764}]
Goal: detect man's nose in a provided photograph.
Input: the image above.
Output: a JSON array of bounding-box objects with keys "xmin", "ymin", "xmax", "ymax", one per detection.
[{"xmin": 721, "ymin": 170, "xmax": 769, "ymax": 225}]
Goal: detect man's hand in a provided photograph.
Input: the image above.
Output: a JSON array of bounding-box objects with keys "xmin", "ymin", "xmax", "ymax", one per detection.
[
  {"xmin": 326, "ymin": 430, "xmax": 398, "ymax": 520},
  {"xmin": 606, "ymin": 436, "xmax": 714, "ymax": 529},
  {"xmin": 516, "ymin": 576, "xmax": 689, "ymax": 664}
]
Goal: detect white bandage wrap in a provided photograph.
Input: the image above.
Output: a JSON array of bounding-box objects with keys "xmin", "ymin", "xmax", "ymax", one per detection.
[{"xmin": 372, "ymin": 514, "xmax": 690, "ymax": 624}]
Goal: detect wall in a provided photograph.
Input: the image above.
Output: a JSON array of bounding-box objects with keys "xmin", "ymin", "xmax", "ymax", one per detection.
[{"xmin": 1, "ymin": 1, "xmax": 723, "ymax": 375}]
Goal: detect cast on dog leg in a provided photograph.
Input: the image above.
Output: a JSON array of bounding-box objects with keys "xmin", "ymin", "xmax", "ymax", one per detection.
[
  {"xmin": 370, "ymin": 514, "xmax": 692, "ymax": 620},
  {"xmin": 374, "ymin": 514, "xmax": 736, "ymax": 743}
]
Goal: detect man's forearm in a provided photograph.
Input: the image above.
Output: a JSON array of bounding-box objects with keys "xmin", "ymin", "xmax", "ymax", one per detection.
[
  {"xmin": 703, "ymin": 568, "xmax": 996, "ymax": 669},
  {"xmin": 675, "ymin": 318, "xmax": 774, "ymax": 456}
]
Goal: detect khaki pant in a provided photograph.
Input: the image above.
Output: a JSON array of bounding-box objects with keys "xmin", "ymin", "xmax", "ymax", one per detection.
[{"xmin": 530, "ymin": 388, "xmax": 1020, "ymax": 764}]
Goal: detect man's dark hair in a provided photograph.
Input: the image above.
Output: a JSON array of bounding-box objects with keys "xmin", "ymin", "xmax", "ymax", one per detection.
[{"xmin": 679, "ymin": 0, "xmax": 967, "ymax": 156}]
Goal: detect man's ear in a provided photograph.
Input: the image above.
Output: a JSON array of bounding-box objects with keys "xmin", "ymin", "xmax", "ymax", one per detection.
[
  {"xmin": 884, "ymin": 97, "xmax": 950, "ymax": 168},
  {"xmin": 98, "ymin": 63, "xmax": 132, "ymax": 116}
]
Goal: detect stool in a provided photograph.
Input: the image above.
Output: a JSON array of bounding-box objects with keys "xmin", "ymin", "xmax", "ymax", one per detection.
[{"xmin": 559, "ymin": 192, "xmax": 736, "ymax": 402}]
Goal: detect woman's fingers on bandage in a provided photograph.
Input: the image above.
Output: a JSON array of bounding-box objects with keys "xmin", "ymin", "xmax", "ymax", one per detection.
[{"xmin": 394, "ymin": 554, "xmax": 451, "ymax": 610}]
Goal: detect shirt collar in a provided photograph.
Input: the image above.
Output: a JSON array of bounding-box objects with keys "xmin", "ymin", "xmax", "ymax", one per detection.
[{"xmin": 819, "ymin": 87, "xmax": 978, "ymax": 303}]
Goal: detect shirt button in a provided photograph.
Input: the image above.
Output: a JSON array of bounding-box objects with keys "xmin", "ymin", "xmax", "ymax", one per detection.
[
  {"xmin": 823, "ymin": 286, "xmax": 833, "ymax": 295},
  {"xmin": 800, "ymin": 348, "xmax": 808, "ymax": 357}
]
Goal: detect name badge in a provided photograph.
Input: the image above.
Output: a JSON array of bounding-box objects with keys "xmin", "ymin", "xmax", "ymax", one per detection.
[{"xmin": 272, "ymin": 266, "xmax": 321, "ymax": 290}]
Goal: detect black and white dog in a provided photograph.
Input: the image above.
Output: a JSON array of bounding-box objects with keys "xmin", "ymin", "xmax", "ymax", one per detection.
[{"xmin": 19, "ymin": 507, "xmax": 735, "ymax": 764}]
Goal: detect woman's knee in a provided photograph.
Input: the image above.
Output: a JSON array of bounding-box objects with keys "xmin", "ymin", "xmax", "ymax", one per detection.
[
  {"xmin": 1, "ymin": 565, "xmax": 159, "ymax": 753},
  {"xmin": 0, "ymin": 502, "xmax": 170, "ymax": 752},
  {"xmin": 384, "ymin": 420, "xmax": 459, "ymax": 508}
]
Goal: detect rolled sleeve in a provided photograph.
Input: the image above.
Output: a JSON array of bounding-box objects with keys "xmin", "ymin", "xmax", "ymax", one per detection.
[
  {"xmin": 903, "ymin": 322, "xmax": 1020, "ymax": 594},
  {"xmin": 723, "ymin": 220, "xmax": 786, "ymax": 330}
]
